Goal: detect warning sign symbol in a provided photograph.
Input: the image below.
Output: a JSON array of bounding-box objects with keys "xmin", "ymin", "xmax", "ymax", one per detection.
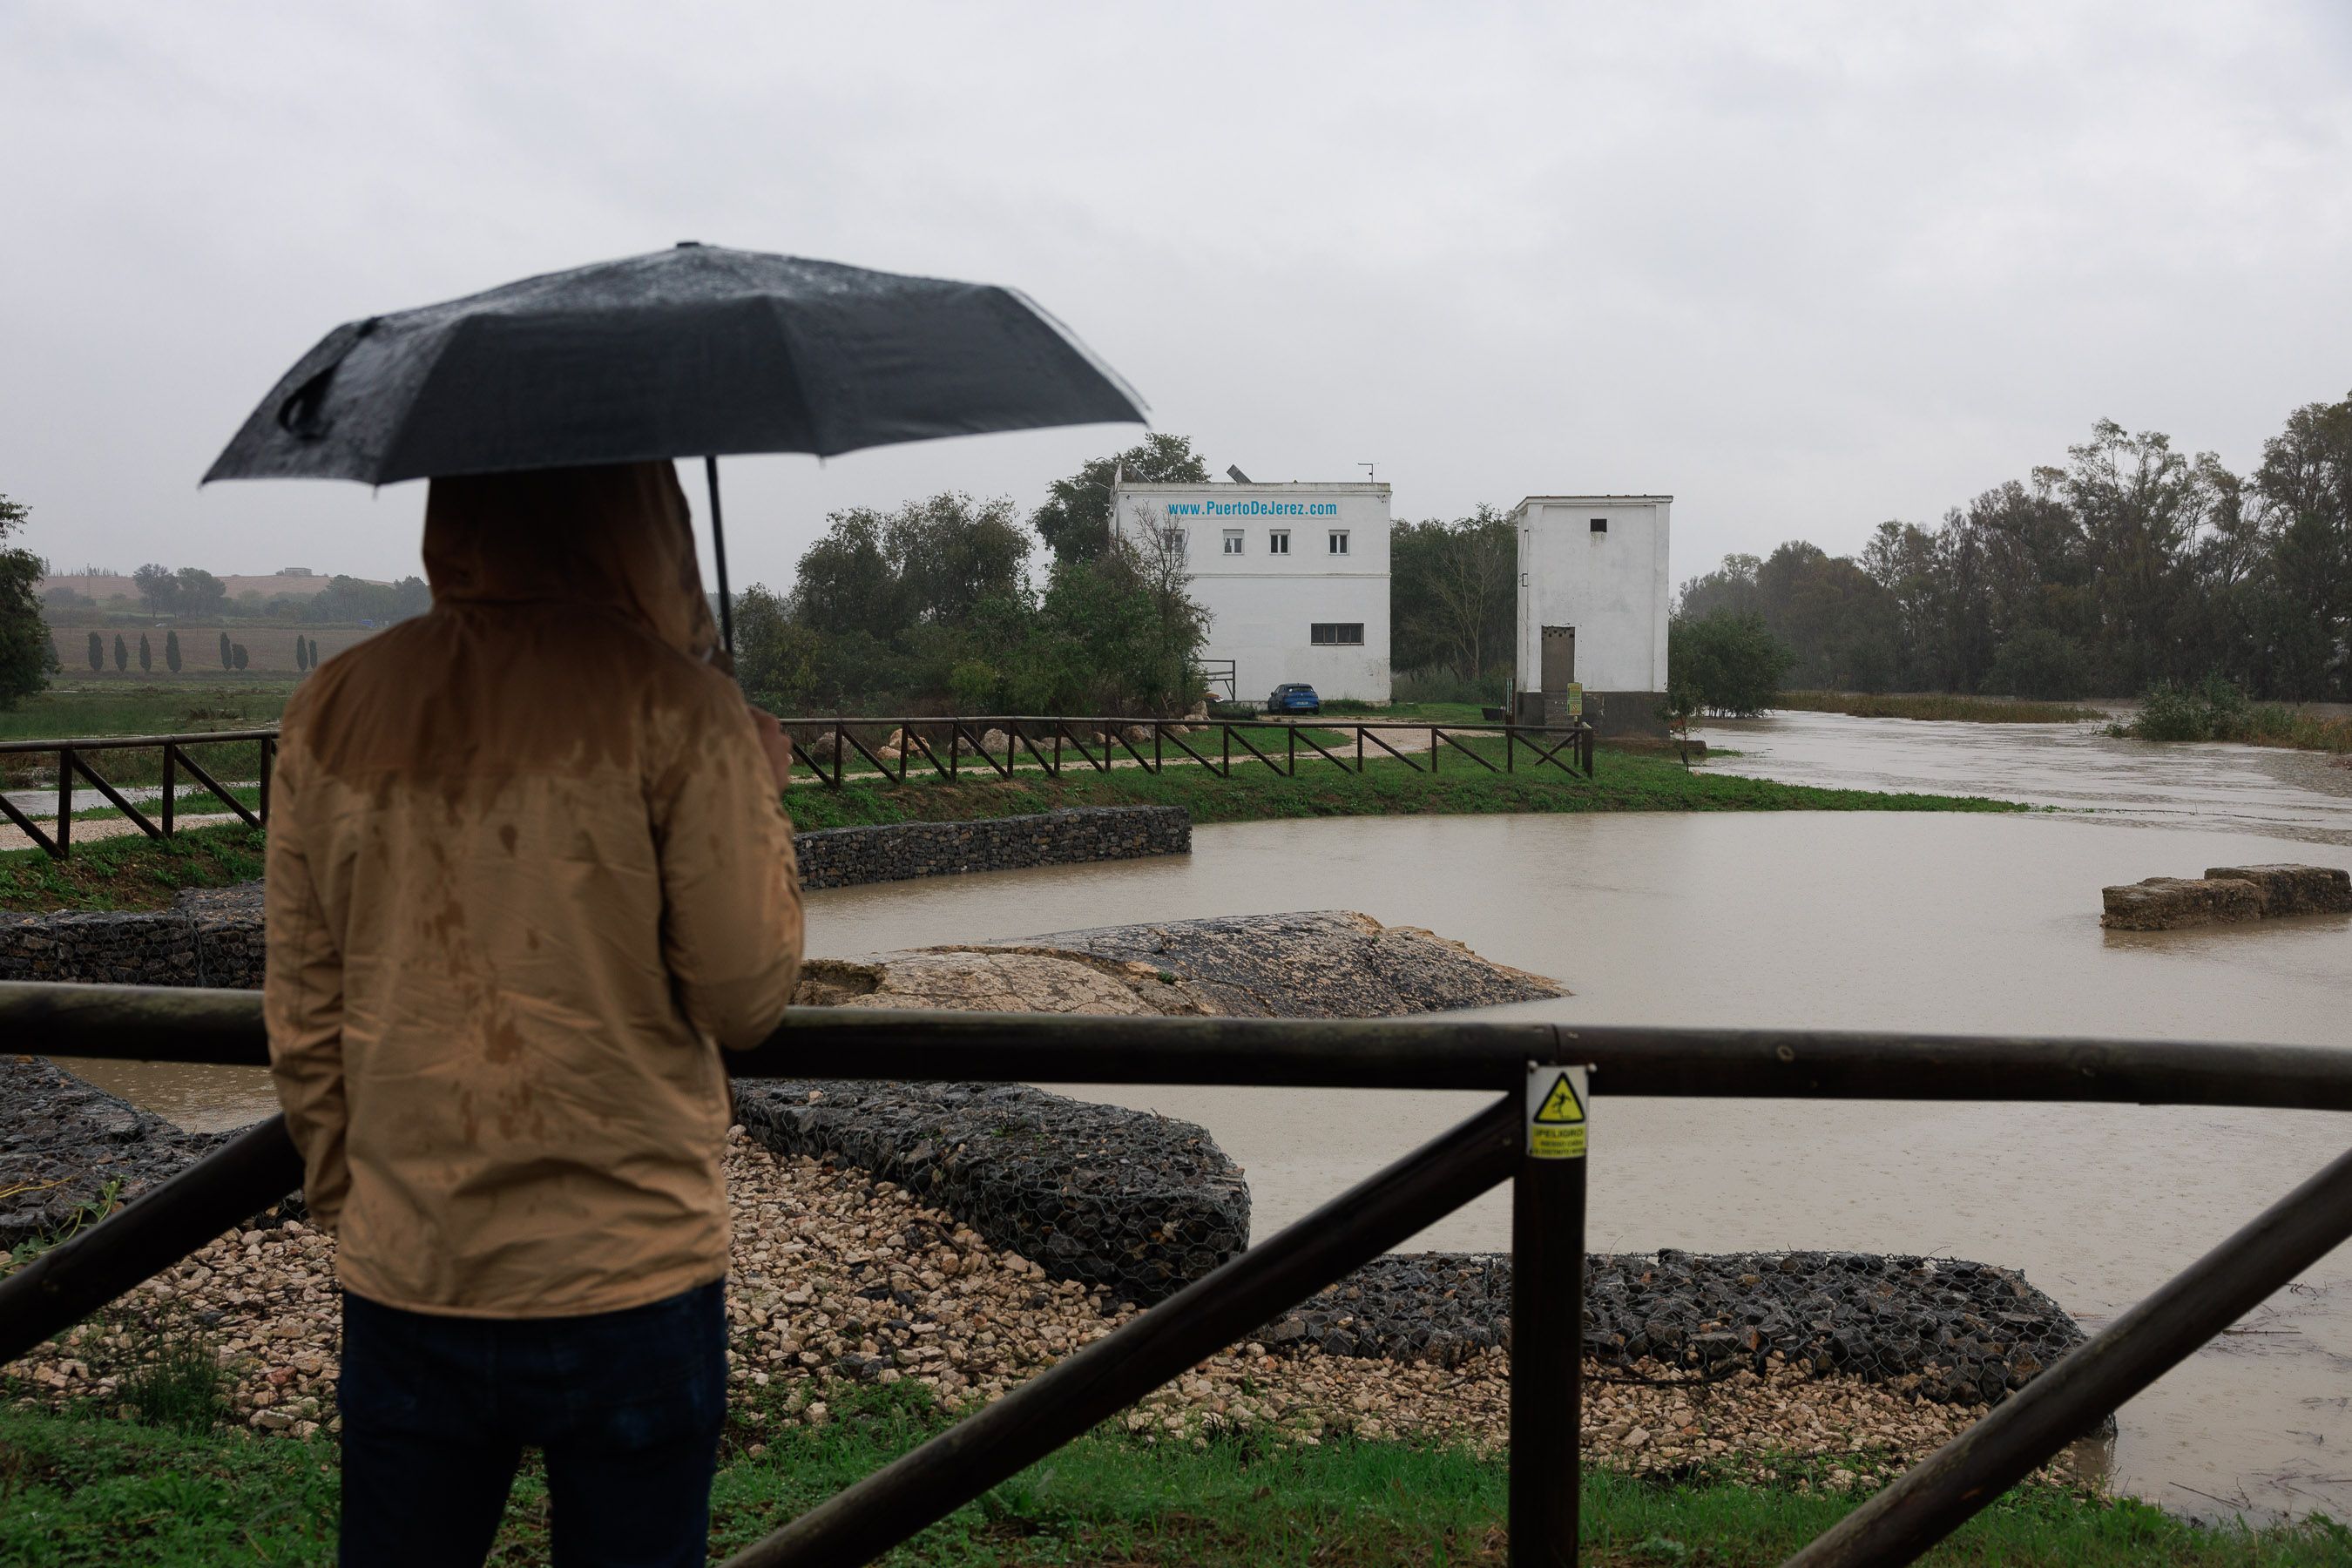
[
  {"xmin": 1534, "ymin": 1073, "xmax": 1585, "ymax": 1125},
  {"xmin": 1526, "ymin": 1064, "xmax": 1589, "ymax": 1160}
]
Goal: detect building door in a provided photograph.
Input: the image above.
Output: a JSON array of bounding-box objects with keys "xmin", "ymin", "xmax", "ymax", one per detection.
[{"xmin": 1540, "ymin": 625, "xmax": 1576, "ymax": 691}]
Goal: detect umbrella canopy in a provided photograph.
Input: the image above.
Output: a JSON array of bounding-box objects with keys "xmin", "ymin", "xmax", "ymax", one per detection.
[{"xmin": 203, "ymin": 242, "xmax": 1146, "ymax": 485}]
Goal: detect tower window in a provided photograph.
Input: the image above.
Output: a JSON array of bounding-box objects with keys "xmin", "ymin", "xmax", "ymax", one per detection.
[
  {"xmin": 1328, "ymin": 530, "xmax": 1350, "ymax": 555},
  {"xmin": 1590, "ymin": 517, "xmax": 1608, "ymax": 534},
  {"xmin": 1222, "ymin": 529, "xmax": 1244, "ymax": 555},
  {"xmin": 1268, "ymin": 530, "xmax": 1290, "ymax": 554}
]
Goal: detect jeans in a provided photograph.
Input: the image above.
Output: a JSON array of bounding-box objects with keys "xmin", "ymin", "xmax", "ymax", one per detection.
[{"xmin": 337, "ymin": 1280, "xmax": 728, "ymax": 1568}]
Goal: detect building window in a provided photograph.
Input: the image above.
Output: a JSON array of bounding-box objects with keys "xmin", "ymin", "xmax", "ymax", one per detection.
[
  {"xmin": 1159, "ymin": 527, "xmax": 1187, "ymax": 557},
  {"xmin": 1268, "ymin": 530, "xmax": 1290, "ymax": 554},
  {"xmin": 1222, "ymin": 529, "xmax": 1244, "ymax": 555},
  {"xmin": 1310, "ymin": 622, "xmax": 1365, "ymax": 645},
  {"xmin": 1328, "ymin": 530, "xmax": 1350, "ymax": 555},
  {"xmin": 1590, "ymin": 517, "xmax": 1608, "ymax": 533}
]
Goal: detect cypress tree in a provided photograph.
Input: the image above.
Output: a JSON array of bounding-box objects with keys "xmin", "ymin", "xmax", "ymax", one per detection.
[
  {"xmin": 165, "ymin": 630, "xmax": 182, "ymax": 672},
  {"xmin": 219, "ymin": 632, "xmax": 233, "ymax": 670},
  {"xmin": 309, "ymin": 636, "xmax": 321, "ymax": 668},
  {"xmin": 232, "ymin": 644, "xmax": 248, "ymax": 671},
  {"xmin": 295, "ymin": 637, "xmax": 308, "ymax": 672},
  {"xmin": 112, "ymin": 633, "xmax": 128, "ymax": 672},
  {"xmin": 87, "ymin": 631, "xmax": 103, "ymax": 671},
  {"xmin": 139, "ymin": 632, "xmax": 152, "ymax": 672}
]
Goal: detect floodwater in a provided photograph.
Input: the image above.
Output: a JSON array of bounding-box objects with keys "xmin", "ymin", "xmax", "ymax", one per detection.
[
  {"xmin": 1696, "ymin": 706, "xmax": 2352, "ymax": 847},
  {"xmin": 65, "ymin": 713, "xmax": 2352, "ymax": 1522}
]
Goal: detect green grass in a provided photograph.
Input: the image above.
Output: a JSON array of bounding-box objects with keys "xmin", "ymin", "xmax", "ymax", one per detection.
[
  {"xmin": 1, "ymin": 684, "xmax": 293, "ymax": 791},
  {"xmin": 779, "ymin": 740, "xmax": 2022, "ymax": 832},
  {"xmin": 0, "ymin": 682, "xmax": 298, "ymax": 742},
  {"xmin": 1769, "ymin": 692, "xmax": 2106, "ymax": 725},
  {"xmin": 1, "ymin": 745, "xmax": 2019, "ymax": 913},
  {"xmin": 0, "ymin": 822, "xmax": 266, "ymax": 910},
  {"xmin": 2, "ymin": 1387, "xmax": 2342, "ymax": 1566}
]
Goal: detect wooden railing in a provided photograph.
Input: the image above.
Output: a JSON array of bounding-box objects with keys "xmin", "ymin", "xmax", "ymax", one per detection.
[
  {"xmin": 3, "ymin": 985, "xmax": 2347, "ymax": 1565},
  {"xmin": 0, "ymin": 728, "xmax": 277, "ymax": 858}
]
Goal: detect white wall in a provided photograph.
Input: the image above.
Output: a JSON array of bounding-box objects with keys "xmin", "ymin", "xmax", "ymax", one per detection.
[
  {"xmin": 1112, "ymin": 482, "xmax": 1392, "ymax": 702},
  {"xmin": 1513, "ymin": 497, "xmax": 1672, "ymax": 694}
]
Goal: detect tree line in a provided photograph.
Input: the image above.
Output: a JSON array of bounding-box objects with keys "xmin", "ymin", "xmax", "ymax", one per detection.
[
  {"xmin": 40, "ymin": 564, "xmax": 431, "ymax": 625},
  {"xmin": 732, "ymin": 434, "xmax": 1213, "ymax": 716},
  {"xmin": 64, "ymin": 627, "xmax": 321, "ymax": 676},
  {"xmin": 1674, "ymin": 395, "xmax": 2352, "ymax": 704}
]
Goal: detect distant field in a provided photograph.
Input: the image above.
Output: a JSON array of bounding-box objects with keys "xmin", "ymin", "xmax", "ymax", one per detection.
[
  {"xmin": 43, "ymin": 625, "xmax": 382, "ymax": 678},
  {"xmin": 0, "ymin": 683, "xmax": 296, "ymax": 787}
]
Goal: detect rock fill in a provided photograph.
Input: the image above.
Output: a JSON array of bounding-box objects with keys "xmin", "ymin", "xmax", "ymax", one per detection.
[
  {"xmin": 738, "ymin": 912, "xmax": 1566, "ymax": 1303},
  {"xmin": 1260, "ymin": 1250, "xmax": 2089, "ymax": 1407}
]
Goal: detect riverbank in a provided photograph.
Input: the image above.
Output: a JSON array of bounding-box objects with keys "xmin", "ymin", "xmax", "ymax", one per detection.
[
  {"xmin": 0, "ymin": 747, "xmax": 2024, "ymax": 912},
  {"xmin": 1771, "ymin": 692, "xmax": 2107, "ymax": 724}
]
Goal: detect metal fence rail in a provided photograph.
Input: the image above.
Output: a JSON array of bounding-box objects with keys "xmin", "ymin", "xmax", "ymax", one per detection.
[
  {"xmin": 3, "ymin": 982, "xmax": 2347, "ymax": 1568},
  {"xmin": 0, "ymin": 714, "xmax": 1595, "ymax": 860},
  {"xmin": 0, "ymin": 727, "xmax": 278, "ymax": 859},
  {"xmin": 777, "ymin": 714, "xmax": 1596, "ymax": 790}
]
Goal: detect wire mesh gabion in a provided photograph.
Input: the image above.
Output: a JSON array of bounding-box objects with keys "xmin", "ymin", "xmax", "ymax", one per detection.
[
  {"xmin": 1263, "ymin": 1249, "xmax": 2090, "ymax": 1403},
  {"xmin": 732, "ymin": 1079, "xmax": 1250, "ymax": 1308}
]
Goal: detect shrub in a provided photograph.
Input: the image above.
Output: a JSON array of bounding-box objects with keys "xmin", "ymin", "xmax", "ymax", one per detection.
[
  {"xmin": 164, "ymin": 629, "xmax": 182, "ymax": 673},
  {"xmin": 1983, "ymin": 628, "xmax": 2088, "ymax": 700},
  {"xmin": 138, "ymin": 632, "xmax": 152, "ymax": 672},
  {"xmin": 231, "ymin": 643, "xmax": 249, "ymax": 672},
  {"xmin": 1666, "ymin": 611, "xmax": 1794, "ymax": 718},
  {"xmin": 294, "ymin": 636, "xmax": 308, "ymax": 672},
  {"xmin": 112, "ymin": 632, "xmax": 128, "ymax": 672},
  {"xmin": 87, "ymin": 630, "xmax": 104, "ymax": 672},
  {"xmin": 218, "ymin": 632, "xmax": 232, "ymax": 670},
  {"xmin": 2127, "ymin": 675, "xmax": 2249, "ymax": 742}
]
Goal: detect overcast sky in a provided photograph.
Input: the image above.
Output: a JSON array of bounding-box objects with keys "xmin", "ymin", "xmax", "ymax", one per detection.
[{"xmin": 4, "ymin": 2, "xmax": 2349, "ymax": 597}]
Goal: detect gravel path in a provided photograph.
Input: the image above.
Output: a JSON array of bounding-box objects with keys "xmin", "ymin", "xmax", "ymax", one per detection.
[
  {"xmin": 0, "ymin": 812, "xmax": 240, "ymax": 854},
  {"xmin": 6, "ymin": 1131, "xmax": 2051, "ymax": 1487}
]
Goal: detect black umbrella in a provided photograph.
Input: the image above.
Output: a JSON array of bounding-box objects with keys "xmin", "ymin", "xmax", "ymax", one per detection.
[{"xmin": 204, "ymin": 242, "xmax": 1147, "ymax": 651}]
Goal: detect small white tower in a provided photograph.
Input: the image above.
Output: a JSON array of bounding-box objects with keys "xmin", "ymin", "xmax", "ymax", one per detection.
[{"xmin": 1511, "ymin": 495, "xmax": 1672, "ymax": 734}]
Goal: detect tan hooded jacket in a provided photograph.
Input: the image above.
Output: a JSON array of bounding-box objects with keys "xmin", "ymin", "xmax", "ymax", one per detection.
[{"xmin": 265, "ymin": 462, "xmax": 802, "ymax": 1318}]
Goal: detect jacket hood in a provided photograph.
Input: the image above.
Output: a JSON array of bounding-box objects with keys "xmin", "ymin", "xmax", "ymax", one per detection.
[{"xmin": 422, "ymin": 462, "xmax": 720, "ymax": 664}]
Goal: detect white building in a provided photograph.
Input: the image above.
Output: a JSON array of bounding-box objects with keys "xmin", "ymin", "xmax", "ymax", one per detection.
[
  {"xmin": 1511, "ymin": 495, "xmax": 1672, "ymax": 734},
  {"xmin": 1110, "ymin": 480, "xmax": 1392, "ymax": 703}
]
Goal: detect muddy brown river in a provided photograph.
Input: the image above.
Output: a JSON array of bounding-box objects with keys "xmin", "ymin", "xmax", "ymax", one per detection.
[{"xmin": 70, "ymin": 712, "xmax": 2352, "ymax": 1522}]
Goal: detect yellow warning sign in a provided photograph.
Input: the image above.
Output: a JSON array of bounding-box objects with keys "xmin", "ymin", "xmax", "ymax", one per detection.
[{"xmin": 1526, "ymin": 1064, "xmax": 1589, "ymax": 1159}]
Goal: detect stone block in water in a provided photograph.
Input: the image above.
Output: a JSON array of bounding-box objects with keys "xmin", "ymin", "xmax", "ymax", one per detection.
[
  {"xmin": 2099, "ymin": 875, "xmax": 2263, "ymax": 930},
  {"xmin": 2203, "ymin": 863, "xmax": 2352, "ymax": 917}
]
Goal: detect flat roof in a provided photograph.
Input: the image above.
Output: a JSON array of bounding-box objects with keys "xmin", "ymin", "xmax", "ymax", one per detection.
[
  {"xmin": 1515, "ymin": 495, "xmax": 1673, "ymax": 506},
  {"xmin": 1111, "ymin": 481, "xmax": 1390, "ymax": 495}
]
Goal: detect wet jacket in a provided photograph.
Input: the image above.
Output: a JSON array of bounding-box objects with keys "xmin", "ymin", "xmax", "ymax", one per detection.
[{"xmin": 265, "ymin": 462, "xmax": 802, "ymax": 1318}]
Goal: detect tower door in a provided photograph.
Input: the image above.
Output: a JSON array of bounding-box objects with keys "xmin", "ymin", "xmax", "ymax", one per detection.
[{"xmin": 1540, "ymin": 625, "xmax": 1577, "ymax": 691}]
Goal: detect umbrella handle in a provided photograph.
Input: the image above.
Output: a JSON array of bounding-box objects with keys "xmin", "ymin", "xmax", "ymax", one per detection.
[{"xmin": 706, "ymin": 456, "xmax": 735, "ymax": 661}]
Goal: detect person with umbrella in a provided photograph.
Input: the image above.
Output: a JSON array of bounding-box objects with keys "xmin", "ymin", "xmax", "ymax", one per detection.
[{"xmin": 211, "ymin": 245, "xmax": 1145, "ymax": 1565}]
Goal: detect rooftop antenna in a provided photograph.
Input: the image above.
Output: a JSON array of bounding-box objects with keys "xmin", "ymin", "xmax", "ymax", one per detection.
[
  {"xmin": 1227, "ymin": 464, "xmax": 1252, "ymax": 483},
  {"xmin": 1360, "ymin": 463, "xmax": 1376, "ymax": 482}
]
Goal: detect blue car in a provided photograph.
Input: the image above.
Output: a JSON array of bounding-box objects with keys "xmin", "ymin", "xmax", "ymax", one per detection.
[{"xmin": 1267, "ymin": 683, "xmax": 1321, "ymax": 716}]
